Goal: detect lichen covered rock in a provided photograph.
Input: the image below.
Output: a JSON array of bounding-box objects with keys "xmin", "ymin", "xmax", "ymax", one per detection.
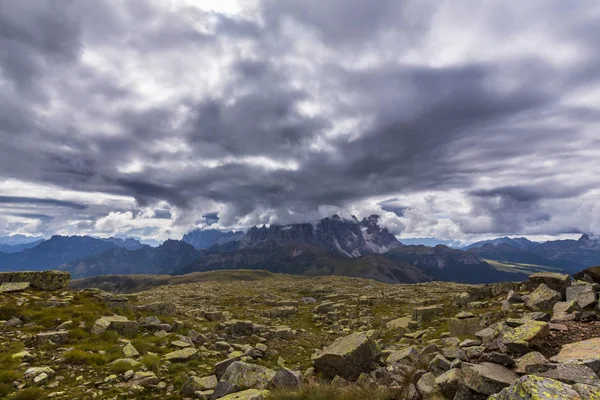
[
  {"xmin": 313, "ymin": 332, "xmax": 380, "ymax": 381},
  {"xmin": 489, "ymin": 375, "xmax": 582, "ymax": 400}
]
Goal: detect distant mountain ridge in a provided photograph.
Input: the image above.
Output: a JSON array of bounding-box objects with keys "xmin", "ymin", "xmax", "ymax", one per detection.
[
  {"xmin": 463, "ymin": 237, "xmax": 540, "ymax": 250},
  {"xmin": 182, "ymin": 229, "xmax": 243, "ymax": 250}
]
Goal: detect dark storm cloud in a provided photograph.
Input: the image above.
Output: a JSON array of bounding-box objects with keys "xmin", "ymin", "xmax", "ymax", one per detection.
[
  {"xmin": 0, "ymin": 196, "xmax": 87, "ymax": 210},
  {"xmin": 1, "ymin": 0, "xmax": 600, "ymax": 238}
]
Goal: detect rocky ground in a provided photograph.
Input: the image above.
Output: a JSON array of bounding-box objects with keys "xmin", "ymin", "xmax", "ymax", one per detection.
[{"xmin": 2, "ymin": 270, "xmax": 600, "ymax": 399}]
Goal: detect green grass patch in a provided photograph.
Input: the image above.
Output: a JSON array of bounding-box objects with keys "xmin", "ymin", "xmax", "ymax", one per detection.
[
  {"xmin": 62, "ymin": 349, "xmax": 108, "ymax": 366},
  {"xmin": 267, "ymin": 384, "xmax": 396, "ymax": 400}
]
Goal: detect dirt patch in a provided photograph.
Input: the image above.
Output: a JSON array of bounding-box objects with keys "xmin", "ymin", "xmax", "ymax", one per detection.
[{"xmin": 538, "ymin": 321, "xmax": 600, "ymax": 358}]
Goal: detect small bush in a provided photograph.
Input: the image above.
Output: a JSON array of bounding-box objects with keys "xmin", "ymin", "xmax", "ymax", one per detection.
[
  {"xmin": 108, "ymin": 360, "xmax": 137, "ymax": 374},
  {"xmin": 0, "ymin": 371, "xmax": 21, "ymax": 384},
  {"xmin": 0, "ymin": 303, "xmax": 20, "ymax": 320},
  {"xmin": 12, "ymin": 387, "xmax": 46, "ymax": 400},
  {"xmin": 141, "ymin": 354, "xmax": 161, "ymax": 373},
  {"xmin": 0, "ymin": 383, "xmax": 12, "ymax": 397},
  {"xmin": 62, "ymin": 349, "xmax": 107, "ymax": 366}
]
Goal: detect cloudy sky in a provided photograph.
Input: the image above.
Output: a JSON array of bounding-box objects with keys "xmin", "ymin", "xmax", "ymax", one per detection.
[{"xmin": 1, "ymin": 0, "xmax": 600, "ymax": 243}]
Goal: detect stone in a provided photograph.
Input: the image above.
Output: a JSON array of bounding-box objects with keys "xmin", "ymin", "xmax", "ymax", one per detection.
[
  {"xmin": 386, "ymin": 316, "xmax": 411, "ymax": 330},
  {"xmin": 513, "ymin": 351, "xmax": 549, "ymax": 374},
  {"xmin": 461, "ymin": 362, "xmax": 518, "ymax": 395},
  {"xmin": 428, "ymin": 354, "xmax": 452, "ymax": 375},
  {"xmin": 501, "ymin": 321, "xmax": 549, "ymax": 353},
  {"xmin": 479, "ymin": 352, "xmax": 515, "ymax": 366},
  {"xmin": 449, "ymin": 316, "xmax": 481, "ymax": 336},
  {"xmin": 387, "ymin": 346, "xmax": 420, "ymax": 365},
  {"xmin": 526, "ymin": 284, "xmax": 562, "ymax": 311},
  {"xmin": 264, "ymin": 306, "xmax": 297, "ymax": 318},
  {"xmin": 0, "ymin": 282, "xmax": 30, "ymax": 292},
  {"xmin": 527, "ymin": 272, "xmax": 571, "ymax": 296},
  {"xmin": 415, "ymin": 372, "xmax": 444, "ymax": 399},
  {"xmin": 123, "ymin": 343, "xmax": 139, "ymax": 358},
  {"xmin": 221, "ymin": 361, "xmax": 276, "ymax": 390},
  {"xmin": 551, "ymin": 338, "xmax": 600, "ymax": 374},
  {"xmin": 12, "ymin": 350, "xmax": 34, "ymax": 361},
  {"xmin": 219, "ymin": 389, "xmax": 270, "ymax": 400},
  {"xmin": 460, "ymin": 339, "xmax": 482, "ymax": 348},
  {"xmin": 412, "ymin": 305, "xmax": 441, "ymax": 322},
  {"xmin": 182, "ymin": 375, "xmax": 218, "ymax": 396},
  {"xmin": 567, "ymin": 283, "xmax": 597, "ymax": 308},
  {"xmin": 216, "ymin": 356, "xmax": 243, "ymax": 379},
  {"xmin": 269, "ymin": 368, "xmax": 303, "ymax": 388},
  {"xmin": 506, "ymin": 290, "xmax": 523, "ymax": 304},
  {"xmin": 489, "ymin": 375, "xmax": 582, "ymax": 400},
  {"xmin": 92, "ymin": 316, "xmax": 138, "ymax": 336},
  {"xmin": 36, "ymin": 330, "xmax": 69, "ymax": 344},
  {"xmin": 573, "ymin": 383, "xmax": 600, "ymax": 399},
  {"xmin": 0, "ymin": 270, "xmax": 70, "ymax": 291},
  {"xmin": 109, "ymin": 358, "xmax": 140, "ymax": 368},
  {"xmin": 435, "ymin": 368, "xmax": 462, "ymax": 398},
  {"xmin": 163, "ymin": 347, "xmax": 198, "ymax": 362},
  {"xmin": 552, "ymin": 301, "xmax": 579, "ymax": 322},
  {"xmin": 136, "ymin": 301, "xmax": 177, "ymax": 316},
  {"xmin": 313, "ymin": 332, "xmax": 380, "ymax": 381},
  {"xmin": 25, "ymin": 367, "xmax": 55, "ymax": 380},
  {"xmin": 525, "ymin": 362, "xmax": 600, "ymax": 386}
]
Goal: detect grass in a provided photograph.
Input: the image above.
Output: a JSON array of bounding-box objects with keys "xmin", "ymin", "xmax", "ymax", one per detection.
[
  {"xmin": 11, "ymin": 388, "xmax": 46, "ymax": 400},
  {"xmin": 141, "ymin": 354, "xmax": 161, "ymax": 372},
  {"xmin": 267, "ymin": 384, "xmax": 396, "ymax": 400},
  {"xmin": 62, "ymin": 349, "xmax": 108, "ymax": 366}
]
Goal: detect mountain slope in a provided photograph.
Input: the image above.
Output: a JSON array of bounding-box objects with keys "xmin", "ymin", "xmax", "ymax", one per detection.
[
  {"xmin": 182, "ymin": 229, "xmax": 244, "ymax": 250},
  {"xmin": 174, "ymin": 244, "xmax": 433, "ymax": 284},
  {"xmin": 61, "ymin": 240, "xmax": 201, "ymax": 278},
  {"xmin": 0, "ymin": 236, "xmax": 121, "ymax": 272},
  {"xmin": 463, "ymin": 237, "xmax": 540, "ymax": 250},
  {"xmin": 385, "ymin": 245, "xmax": 528, "ymax": 284},
  {"xmin": 237, "ymin": 215, "xmax": 401, "ymax": 257},
  {"xmin": 0, "ymin": 239, "xmax": 44, "ymax": 253}
]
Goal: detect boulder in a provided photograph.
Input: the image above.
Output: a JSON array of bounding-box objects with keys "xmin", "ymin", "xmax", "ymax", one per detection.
[
  {"xmin": 435, "ymin": 368, "xmax": 463, "ymax": 398},
  {"xmin": 526, "ymin": 272, "xmax": 570, "ymax": 296},
  {"xmin": 0, "ymin": 282, "xmax": 30, "ymax": 293},
  {"xmin": 122, "ymin": 343, "xmax": 139, "ymax": 358},
  {"xmin": 35, "ymin": 330, "xmax": 68, "ymax": 344},
  {"xmin": 415, "ymin": 372, "xmax": 444, "ymax": 399},
  {"xmin": 163, "ymin": 347, "xmax": 198, "ymax": 362},
  {"xmin": 221, "ymin": 361, "xmax": 276, "ymax": 390},
  {"xmin": 219, "ymin": 389, "xmax": 270, "ymax": 400},
  {"xmin": 489, "ymin": 375, "xmax": 582, "ymax": 400},
  {"xmin": 506, "ymin": 290, "xmax": 523, "ymax": 304},
  {"xmin": 525, "ymin": 284, "xmax": 562, "ymax": 311},
  {"xmin": 182, "ymin": 375, "xmax": 218, "ymax": 396},
  {"xmin": 525, "ymin": 362, "xmax": 600, "ymax": 386},
  {"xmin": 386, "ymin": 316, "xmax": 411, "ymax": 330},
  {"xmin": 449, "ymin": 316, "xmax": 481, "ymax": 336},
  {"xmin": 513, "ymin": 351, "xmax": 548, "ymax": 374},
  {"xmin": 412, "ymin": 305, "xmax": 441, "ymax": 322},
  {"xmin": 387, "ymin": 346, "xmax": 419, "ymax": 365},
  {"xmin": 461, "ymin": 362, "xmax": 518, "ymax": 395},
  {"xmin": 501, "ymin": 321, "xmax": 549, "ymax": 353},
  {"xmin": 313, "ymin": 332, "xmax": 380, "ymax": 381},
  {"xmin": 92, "ymin": 316, "xmax": 138, "ymax": 336},
  {"xmin": 269, "ymin": 368, "xmax": 303, "ymax": 389},
  {"xmin": 566, "ymin": 283, "xmax": 597, "ymax": 308},
  {"xmin": 0, "ymin": 270, "xmax": 70, "ymax": 291},
  {"xmin": 551, "ymin": 301, "xmax": 579, "ymax": 322},
  {"xmin": 551, "ymin": 338, "xmax": 600, "ymax": 374}
]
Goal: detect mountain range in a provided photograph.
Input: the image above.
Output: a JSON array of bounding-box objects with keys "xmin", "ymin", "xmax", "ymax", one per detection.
[{"xmin": 2, "ymin": 217, "xmax": 600, "ymax": 284}]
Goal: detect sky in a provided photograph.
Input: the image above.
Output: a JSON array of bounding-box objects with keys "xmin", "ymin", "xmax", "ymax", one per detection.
[{"xmin": 1, "ymin": 0, "xmax": 600, "ymax": 243}]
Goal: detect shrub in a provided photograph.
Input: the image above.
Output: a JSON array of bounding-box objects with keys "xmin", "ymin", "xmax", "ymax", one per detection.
[
  {"xmin": 0, "ymin": 383, "xmax": 12, "ymax": 398},
  {"xmin": 0, "ymin": 371, "xmax": 21, "ymax": 384},
  {"xmin": 62, "ymin": 349, "xmax": 107, "ymax": 366},
  {"xmin": 108, "ymin": 360, "xmax": 137, "ymax": 374},
  {"xmin": 12, "ymin": 387, "xmax": 46, "ymax": 400},
  {"xmin": 141, "ymin": 354, "xmax": 161, "ymax": 373}
]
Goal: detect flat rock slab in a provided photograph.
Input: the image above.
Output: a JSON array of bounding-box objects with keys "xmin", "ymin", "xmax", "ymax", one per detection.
[
  {"xmin": 313, "ymin": 332, "xmax": 380, "ymax": 381},
  {"xmin": 0, "ymin": 282, "xmax": 30, "ymax": 292},
  {"xmin": 489, "ymin": 375, "xmax": 582, "ymax": 400},
  {"xmin": 551, "ymin": 337, "xmax": 600, "ymax": 374},
  {"xmin": 462, "ymin": 362, "xmax": 519, "ymax": 395}
]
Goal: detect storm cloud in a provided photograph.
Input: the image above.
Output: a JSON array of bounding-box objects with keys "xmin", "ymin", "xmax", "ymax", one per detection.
[{"xmin": 1, "ymin": 0, "xmax": 600, "ymax": 242}]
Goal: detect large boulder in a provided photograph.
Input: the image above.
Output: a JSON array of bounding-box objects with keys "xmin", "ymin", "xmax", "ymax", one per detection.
[
  {"xmin": 313, "ymin": 332, "xmax": 380, "ymax": 381},
  {"xmin": 526, "ymin": 272, "xmax": 570, "ymax": 296},
  {"xmin": 526, "ymin": 284, "xmax": 562, "ymax": 311},
  {"xmin": 461, "ymin": 362, "xmax": 518, "ymax": 395},
  {"xmin": 501, "ymin": 321, "xmax": 549, "ymax": 353},
  {"xmin": 551, "ymin": 338, "xmax": 600, "ymax": 374},
  {"xmin": 566, "ymin": 283, "xmax": 597, "ymax": 309},
  {"xmin": 0, "ymin": 270, "xmax": 70, "ymax": 291},
  {"xmin": 489, "ymin": 375, "xmax": 582, "ymax": 400},
  {"xmin": 92, "ymin": 316, "xmax": 138, "ymax": 336},
  {"xmin": 221, "ymin": 361, "xmax": 276, "ymax": 390},
  {"xmin": 449, "ymin": 316, "xmax": 481, "ymax": 336},
  {"xmin": 551, "ymin": 301, "xmax": 579, "ymax": 322},
  {"xmin": 219, "ymin": 390, "xmax": 270, "ymax": 400}
]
